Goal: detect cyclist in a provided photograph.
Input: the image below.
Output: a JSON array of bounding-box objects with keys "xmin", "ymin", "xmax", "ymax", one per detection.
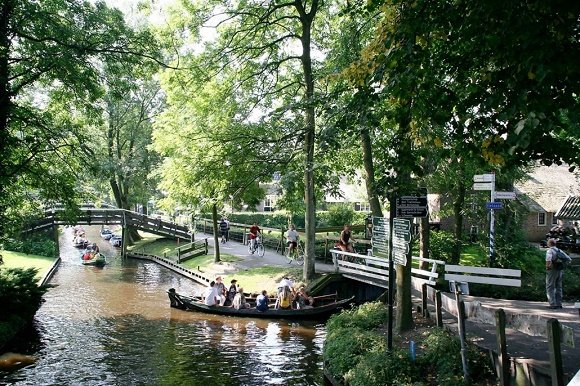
[
  {"xmin": 338, "ymin": 224, "xmax": 356, "ymax": 253},
  {"xmin": 286, "ymin": 224, "xmax": 299, "ymax": 258},
  {"xmin": 219, "ymin": 218, "xmax": 229, "ymax": 244},
  {"xmin": 248, "ymin": 222, "xmax": 261, "ymax": 252}
]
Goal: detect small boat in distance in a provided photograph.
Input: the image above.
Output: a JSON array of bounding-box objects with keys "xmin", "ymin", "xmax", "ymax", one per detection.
[
  {"xmin": 167, "ymin": 288, "xmax": 354, "ymax": 320},
  {"xmin": 100, "ymin": 228, "xmax": 113, "ymax": 240}
]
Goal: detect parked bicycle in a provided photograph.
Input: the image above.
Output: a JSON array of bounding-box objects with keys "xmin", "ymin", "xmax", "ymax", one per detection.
[{"xmin": 248, "ymin": 235, "xmax": 265, "ymax": 257}]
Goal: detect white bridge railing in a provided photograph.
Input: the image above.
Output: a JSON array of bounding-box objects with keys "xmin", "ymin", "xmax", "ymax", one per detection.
[{"xmin": 330, "ymin": 249, "xmax": 444, "ymax": 289}]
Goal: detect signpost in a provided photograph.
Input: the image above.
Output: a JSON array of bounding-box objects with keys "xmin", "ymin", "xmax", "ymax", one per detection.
[
  {"xmin": 372, "ymin": 216, "xmax": 389, "ymax": 258},
  {"xmin": 395, "ymin": 189, "xmax": 428, "ymax": 218},
  {"xmin": 392, "ymin": 218, "xmax": 411, "ymax": 266},
  {"xmin": 495, "ymin": 191, "xmax": 516, "ymax": 200},
  {"xmin": 473, "ymin": 173, "xmax": 496, "ymax": 266},
  {"xmin": 486, "ymin": 202, "xmax": 503, "ymax": 210}
]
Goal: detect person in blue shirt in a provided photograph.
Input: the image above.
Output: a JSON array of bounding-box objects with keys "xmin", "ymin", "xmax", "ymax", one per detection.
[{"xmin": 255, "ymin": 290, "xmax": 269, "ymax": 312}]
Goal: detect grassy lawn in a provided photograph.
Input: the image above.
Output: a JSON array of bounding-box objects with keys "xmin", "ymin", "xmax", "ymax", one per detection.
[
  {"xmin": 129, "ymin": 235, "xmax": 182, "ymax": 258},
  {"xmin": 0, "ymin": 250, "xmax": 56, "ymax": 280},
  {"xmin": 461, "ymin": 244, "xmax": 487, "ymax": 266}
]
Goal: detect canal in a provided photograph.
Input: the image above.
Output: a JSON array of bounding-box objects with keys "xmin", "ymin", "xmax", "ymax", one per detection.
[{"xmin": 1, "ymin": 227, "xmax": 326, "ymax": 385}]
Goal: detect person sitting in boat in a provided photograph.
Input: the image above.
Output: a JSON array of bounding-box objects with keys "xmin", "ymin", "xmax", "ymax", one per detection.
[
  {"xmin": 276, "ymin": 286, "xmax": 293, "ymax": 310},
  {"xmin": 233, "ymin": 287, "xmax": 250, "ymax": 310},
  {"xmin": 89, "ymin": 243, "xmax": 100, "ymax": 253},
  {"xmin": 277, "ymin": 277, "xmax": 295, "ymax": 295},
  {"xmin": 226, "ymin": 279, "xmax": 238, "ymax": 306},
  {"xmin": 295, "ymin": 287, "xmax": 314, "ymax": 309},
  {"xmin": 255, "ymin": 290, "xmax": 269, "ymax": 312},
  {"xmin": 82, "ymin": 251, "xmax": 94, "ymax": 261},
  {"xmin": 214, "ymin": 276, "xmax": 227, "ymax": 306},
  {"xmin": 202, "ymin": 281, "xmax": 219, "ymax": 307}
]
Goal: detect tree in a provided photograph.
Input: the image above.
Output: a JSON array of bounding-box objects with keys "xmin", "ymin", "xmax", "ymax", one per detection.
[
  {"xmin": 0, "ymin": 0, "xmax": 161, "ymax": 236},
  {"xmin": 154, "ymin": 0, "xmax": 336, "ymax": 279}
]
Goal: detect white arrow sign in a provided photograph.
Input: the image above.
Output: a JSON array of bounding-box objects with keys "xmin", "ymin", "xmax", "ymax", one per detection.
[
  {"xmin": 473, "ymin": 182, "xmax": 493, "ymax": 191},
  {"xmin": 495, "ymin": 191, "xmax": 516, "ymax": 200},
  {"xmin": 473, "ymin": 174, "xmax": 495, "ymax": 182}
]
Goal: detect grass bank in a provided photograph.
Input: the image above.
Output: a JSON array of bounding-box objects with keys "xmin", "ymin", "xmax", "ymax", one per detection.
[{"xmin": 0, "ymin": 250, "xmax": 56, "ymax": 280}]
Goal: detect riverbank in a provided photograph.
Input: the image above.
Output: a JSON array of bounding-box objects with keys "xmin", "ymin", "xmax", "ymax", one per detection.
[{"xmin": 0, "ymin": 250, "xmax": 56, "ymax": 280}]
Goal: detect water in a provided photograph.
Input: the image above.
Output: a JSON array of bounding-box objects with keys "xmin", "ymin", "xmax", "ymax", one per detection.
[{"xmin": 0, "ymin": 227, "xmax": 326, "ymax": 385}]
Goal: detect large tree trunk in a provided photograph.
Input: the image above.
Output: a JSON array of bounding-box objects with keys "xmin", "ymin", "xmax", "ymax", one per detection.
[
  {"xmin": 360, "ymin": 126, "xmax": 383, "ymax": 217},
  {"xmin": 0, "ymin": 2, "xmax": 12, "ymax": 237},
  {"xmin": 298, "ymin": 1, "xmax": 318, "ymax": 281}
]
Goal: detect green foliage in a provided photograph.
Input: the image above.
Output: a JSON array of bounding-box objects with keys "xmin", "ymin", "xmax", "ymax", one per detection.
[
  {"xmin": 327, "ymin": 301, "xmax": 388, "ymax": 331},
  {"xmin": 0, "ymin": 267, "xmax": 49, "ymax": 319},
  {"xmin": 419, "ymin": 328, "xmax": 494, "ymax": 386},
  {"xmin": 324, "ymin": 203, "xmax": 356, "ymax": 227},
  {"xmin": 323, "ymin": 327, "xmax": 387, "ymax": 380},
  {"xmin": 3, "ymin": 235, "xmax": 57, "ymax": 258},
  {"xmin": 429, "ymin": 230, "xmax": 456, "ymax": 262},
  {"xmin": 346, "ymin": 349, "xmax": 418, "ymax": 386}
]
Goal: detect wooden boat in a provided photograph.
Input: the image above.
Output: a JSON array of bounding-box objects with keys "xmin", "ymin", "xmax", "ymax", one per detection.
[
  {"xmin": 167, "ymin": 288, "xmax": 354, "ymax": 320},
  {"xmin": 80, "ymin": 251, "xmax": 107, "ymax": 267},
  {"xmin": 73, "ymin": 237, "xmax": 90, "ymax": 248}
]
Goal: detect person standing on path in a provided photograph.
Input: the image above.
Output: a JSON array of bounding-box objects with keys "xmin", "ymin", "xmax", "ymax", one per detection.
[{"xmin": 545, "ymin": 238, "xmax": 571, "ymax": 309}]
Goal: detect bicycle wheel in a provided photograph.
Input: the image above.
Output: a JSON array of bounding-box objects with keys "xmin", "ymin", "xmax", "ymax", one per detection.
[
  {"xmin": 248, "ymin": 242, "xmax": 254, "ymax": 254},
  {"xmin": 295, "ymin": 252, "xmax": 304, "ymax": 265},
  {"xmin": 284, "ymin": 247, "xmax": 293, "ymax": 264},
  {"xmin": 257, "ymin": 243, "xmax": 265, "ymax": 257}
]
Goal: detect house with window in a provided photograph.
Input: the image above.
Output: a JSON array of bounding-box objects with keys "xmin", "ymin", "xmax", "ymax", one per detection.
[{"xmin": 514, "ymin": 165, "xmax": 580, "ymax": 241}]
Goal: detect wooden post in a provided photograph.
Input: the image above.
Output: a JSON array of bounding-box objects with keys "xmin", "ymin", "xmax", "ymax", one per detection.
[
  {"xmin": 421, "ymin": 283, "xmax": 428, "ymax": 317},
  {"xmin": 495, "ymin": 309, "xmax": 510, "ymax": 386},
  {"xmin": 435, "ymin": 290, "xmax": 443, "ymax": 327},
  {"xmin": 325, "ymin": 234, "xmax": 328, "ymax": 261},
  {"xmin": 455, "ymin": 287, "xmax": 470, "ymax": 385},
  {"xmin": 547, "ymin": 318, "xmax": 564, "ymax": 386}
]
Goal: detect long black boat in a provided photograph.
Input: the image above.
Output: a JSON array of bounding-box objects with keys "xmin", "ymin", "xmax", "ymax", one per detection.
[{"xmin": 168, "ymin": 288, "xmax": 354, "ymax": 320}]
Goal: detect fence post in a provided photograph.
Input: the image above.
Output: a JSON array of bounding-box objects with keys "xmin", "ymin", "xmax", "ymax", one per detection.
[
  {"xmin": 454, "ymin": 287, "xmax": 470, "ymax": 385},
  {"xmin": 495, "ymin": 309, "xmax": 510, "ymax": 386},
  {"xmin": 547, "ymin": 318, "xmax": 564, "ymax": 386},
  {"xmin": 435, "ymin": 290, "xmax": 443, "ymax": 327},
  {"xmin": 204, "ymin": 239, "xmax": 208, "ymax": 254},
  {"xmin": 421, "ymin": 283, "xmax": 428, "ymax": 317}
]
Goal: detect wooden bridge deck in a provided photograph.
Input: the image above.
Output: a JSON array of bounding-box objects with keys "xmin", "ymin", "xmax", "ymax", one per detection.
[{"xmin": 27, "ymin": 208, "xmax": 192, "ymax": 241}]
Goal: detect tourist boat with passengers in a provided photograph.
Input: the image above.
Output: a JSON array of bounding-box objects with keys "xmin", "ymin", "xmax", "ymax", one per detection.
[
  {"xmin": 80, "ymin": 250, "xmax": 107, "ymax": 267},
  {"xmin": 167, "ymin": 288, "xmax": 354, "ymax": 320}
]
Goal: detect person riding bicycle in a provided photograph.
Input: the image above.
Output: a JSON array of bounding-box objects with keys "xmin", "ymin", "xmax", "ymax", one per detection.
[
  {"xmin": 248, "ymin": 222, "xmax": 261, "ymax": 251},
  {"xmin": 219, "ymin": 218, "xmax": 229, "ymax": 243},
  {"xmin": 286, "ymin": 224, "xmax": 299, "ymax": 257},
  {"xmin": 338, "ymin": 224, "xmax": 356, "ymax": 253}
]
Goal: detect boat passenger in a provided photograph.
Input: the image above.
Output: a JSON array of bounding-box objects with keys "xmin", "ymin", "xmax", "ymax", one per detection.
[
  {"xmin": 277, "ymin": 286, "xmax": 293, "ymax": 310},
  {"xmin": 90, "ymin": 243, "xmax": 100, "ymax": 253},
  {"xmin": 277, "ymin": 277, "xmax": 294, "ymax": 294},
  {"xmin": 233, "ymin": 287, "xmax": 251, "ymax": 310},
  {"xmin": 215, "ymin": 276, "xmax": 227, "ymax": 306},
  {"xmin": 295, "ymin": 287, "xmax": 314, "ymax": 309},
  {"xmin": 255, "ymin": 290, "xmax": 269, "ymax": 312},
  {"xmin": 202, "ymin": 281, "xmax": 219, "ymax": 307},
  {"xmin": 226, "ymin": 279, "xmax": 238, "ymax": 306}
]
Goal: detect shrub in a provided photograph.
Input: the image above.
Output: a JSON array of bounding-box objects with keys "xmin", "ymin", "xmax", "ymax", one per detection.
[
  {"xmin": 2, "ymin": 235, "xmax": 57, "ymax": 258},
  {"xmin": 429, "ymin": 230, "xmax": 456, "ymax": 262},
  {"xmin": 419, "ymin": 328, "xmax": 494, "ymax": 386},
  {"xmin": 346, "ymin": 349, "xmax": 419, "ymax": 386},
  {"xmin": 323, "ymin": 327, "xmax": 387, "ymax": 380},
  {"xmin": 326, "ymin": 301, "xmax": 388, "ymax": 331}
]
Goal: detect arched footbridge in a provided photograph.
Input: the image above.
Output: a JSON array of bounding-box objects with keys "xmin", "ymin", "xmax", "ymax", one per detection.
[{"xmin": 26, "ymin": 207, "xmax": 192, "ymax": 241}]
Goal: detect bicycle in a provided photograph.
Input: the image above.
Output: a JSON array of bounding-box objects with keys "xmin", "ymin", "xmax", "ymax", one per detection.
[
  {"xmin": 248, "ymin": 235, "xmax": 265, "ymax": 257},
  {"xmin": 285, "ymin": 241, "xmax": 304, "ymax": 265}
]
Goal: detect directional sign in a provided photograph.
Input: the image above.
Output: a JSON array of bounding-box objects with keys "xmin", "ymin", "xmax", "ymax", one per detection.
[
  {"xmin": 495, "ymin": 191, "xmax": 516, "ymax": 200},
  {"xmin": 473, "ymin": 174, "xmax": 495, "ymax": 182},
  {"xmin": 392, "ymin": 218, "xmax": 411, "ymax": 266},
  {"xmin": 396, "ymin": 196, "xmax": 428, "ymax": 207},
  {"xmin": 473, "ymin": 182, "xmax": 492, "ymax": 191},
  {"xmin": 393, "ymin": 250, "xmax": 407, "ymax": 265},
  {"xmin": 395, "ymin": 189, "xmax": 428, "ymax": 218},
  {"xmin": 393, "ymin": 218, "xmax": 411, "ymax": 231},
  {"xmin": 486, "ymin": 202, "xmax": 503, "ymax": 210},
  {"xmin": 372, "ymin": 216, "xmax": 390, "ymax": 256}
]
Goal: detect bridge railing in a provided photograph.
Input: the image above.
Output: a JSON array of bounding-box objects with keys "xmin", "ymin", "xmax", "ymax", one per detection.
[{"xmin": 330, "ymin": 249, "xmax": 444, "ymax": 289}]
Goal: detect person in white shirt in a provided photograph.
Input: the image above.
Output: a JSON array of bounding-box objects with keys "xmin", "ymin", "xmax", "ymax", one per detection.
[
  {"xmin": 214, "ymin": 276, "xmax": 227, "ymax": 306},
  {"xmin": 277, "ymin": 277, "xmax": 294, "ymax": 294},
  {"xmin": 202, "ymin": 281, "xmax": 219, "ymax": 306},
  {"xmin": 286, "ymin": 224, "xmax": 299, "ymax": 257}
]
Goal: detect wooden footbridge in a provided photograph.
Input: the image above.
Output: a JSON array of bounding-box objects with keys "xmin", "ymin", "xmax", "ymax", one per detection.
[{"xmin": 26, "ymin": 206, "xmax": 192, "ymax": 241}]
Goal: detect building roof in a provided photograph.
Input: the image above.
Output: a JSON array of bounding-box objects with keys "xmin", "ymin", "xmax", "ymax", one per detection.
[
  {"xmin": 514, "ymin": 165, "xmax": 580, "ymax": 213},
  {"xmin": 555, "ymin": 195, "xmax": 580, "ymax": 220}
]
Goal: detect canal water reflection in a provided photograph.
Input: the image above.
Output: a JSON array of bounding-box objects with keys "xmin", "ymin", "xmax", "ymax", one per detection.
[{"xmin": 1, "ymin": 227, "xmax": 326, "ymax": 385}]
